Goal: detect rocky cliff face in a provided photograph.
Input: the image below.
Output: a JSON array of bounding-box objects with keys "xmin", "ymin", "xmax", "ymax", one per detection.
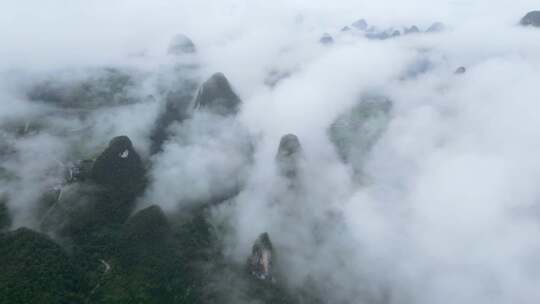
[{"xmin": 248, "ymin": 232, "xmax": 274, "ymax": 282}]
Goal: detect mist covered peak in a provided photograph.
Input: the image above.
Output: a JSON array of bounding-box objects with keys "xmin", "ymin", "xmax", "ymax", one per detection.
[
  {"xmin": 455, "ymin": 66, "xmax": 467, "ymax": 74},
  {"xmin": 91, "ymin": 135, "xmax": 145, "ymax": 193},
  {"xmin": 248, "ymin": 232, "xmax": 274, "ymax": 281},
  {"xmin": 329, "ymin": 96, "xmax": 392, "ymax": 180},
  {"xmin": 277, "ymin": 134, "xmax": 302, "ymax": 158},
  {"xmin": 426, "ymin": 21, "xmax": 445, "ymax": 32},
  {"xmin": 167, "ymin": 34, "xmax": 197, "ymax": 55},
  {"xmin": 352, "ymin": 18, "xmax": 368, "ymax": 30},
  {"xmin": 319, "ymin": 33, "xmax": 335, "ymax": 45},
  {"xmin": 405, "ymin": 25, "xmax": 420, "ymax": 34},
  {"xmin": 193, "ymin": 72, "xmax": 241, "ymax": 116},
  {"xmin": 520, "ymin": 11, "xmax": 540, "ymax": 27},
  {"xmin": 276, "ymin": 133, "xmax": 303, "ymax": 180}
]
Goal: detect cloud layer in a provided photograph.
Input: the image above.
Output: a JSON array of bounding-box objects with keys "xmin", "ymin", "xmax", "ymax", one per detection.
[{"xmin": 2, "ymin": 0, "xmax": 540, "ymax": 303}]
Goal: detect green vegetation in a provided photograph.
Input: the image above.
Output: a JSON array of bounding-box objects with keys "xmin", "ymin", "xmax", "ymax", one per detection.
[
  {"xmin": 1, "ymin": 201, "xmax": 298, "ymax": 303},
  {"xmin": 0, "ymin": 228, "xmax": 85, "ymax": 304}
]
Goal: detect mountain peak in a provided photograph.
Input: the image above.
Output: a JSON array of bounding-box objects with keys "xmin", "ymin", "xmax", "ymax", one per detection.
[{"xmin": 248, "ymin": 232, "xmax": 274, "ymax": 282}]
